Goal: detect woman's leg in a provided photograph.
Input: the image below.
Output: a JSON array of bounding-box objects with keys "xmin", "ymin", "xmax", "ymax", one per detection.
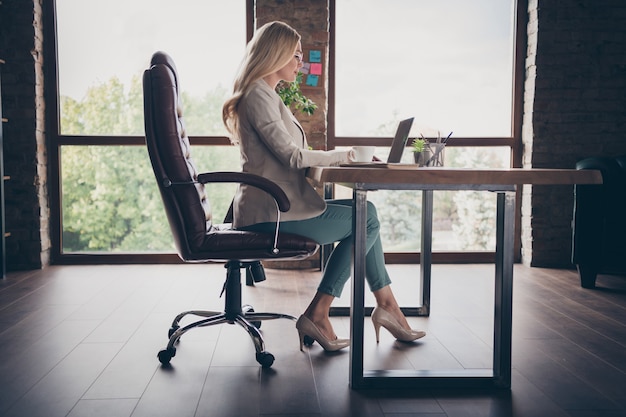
[
  {"xmin": 241, "ymin": 199, "xmax": 411, "ymax": 337},
  {"xmin": 322, "ymin": 200, "xmax": 412, "ymax": 331},
  {"xmin": 315, "ymin": 199, "xmax": 391, "ymax": 296},
  {"xmin": 240, "ymin": 202, "xmax": 354, "ymax": 340},
  {"xmin": 296, "ymin": 200, "xmax": 397, "ymax": 340},
  {"xmin": 241, "ymin": 200, "xmax": 388, "ymax": 296}
]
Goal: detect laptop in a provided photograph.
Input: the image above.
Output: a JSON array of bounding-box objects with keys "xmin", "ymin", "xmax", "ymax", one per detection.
[
  {"xmin": 386, "ymin": 117, "xmax": 414, "ymax": 163},
  {"xmin": 341, "ymin": 117, "xmax": 414, "ymax": 166}
]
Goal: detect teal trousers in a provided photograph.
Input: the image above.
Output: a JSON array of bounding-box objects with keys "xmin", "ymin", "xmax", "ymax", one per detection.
[{"xmin": 241, "ymin": 199, "xmax": 391, "ymax": 297}]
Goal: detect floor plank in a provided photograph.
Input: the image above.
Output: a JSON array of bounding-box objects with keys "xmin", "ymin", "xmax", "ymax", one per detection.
[
  {"xmin": 67, "ymin": 399, "xmax": 138, "ymax": 417},
  {"xmin": 2, "ymin": 342, "xmax": 123, "ymax": 417},
  {"xmin": 0, "ymin": 263, "xmax": 624, "ymax": 417}
]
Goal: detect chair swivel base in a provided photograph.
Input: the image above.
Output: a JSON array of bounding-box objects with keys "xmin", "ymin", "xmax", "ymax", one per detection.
[
  {"xmin": 157, "ymin": 261, "xmax": 297, "ymax": 368},
  {"xmin": 157, "ymin": 306, "xmax": 296, "ymax": 368}
]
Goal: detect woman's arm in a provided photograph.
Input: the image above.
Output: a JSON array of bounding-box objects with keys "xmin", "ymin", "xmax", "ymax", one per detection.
[{"xmin": 244, "ymin": 84, "xmax": 349, "ymax": 168}]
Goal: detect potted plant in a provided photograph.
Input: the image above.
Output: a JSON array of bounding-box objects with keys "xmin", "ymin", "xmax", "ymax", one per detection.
[{"xmin": 411, "ymin": 138, "xmax": 429, "ymax": 165}]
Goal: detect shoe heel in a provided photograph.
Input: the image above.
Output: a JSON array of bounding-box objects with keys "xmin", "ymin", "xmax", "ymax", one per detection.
[
  {"xmin": 298, "ymin": 330, "xmax": 305, "ymax": 351},
  {"xmin": 373, "ymin": 321, "xmax": 381, "ymax": 343}
]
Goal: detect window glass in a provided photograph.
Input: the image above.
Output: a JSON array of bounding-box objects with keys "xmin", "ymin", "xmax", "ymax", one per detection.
[
  {"xmin": 61, "ymin": 145, "xmax": 239, "ymax": 253},
  {"xmin": 335, "ymin": 0, "xmax": 515, "ymax": 138},
  {"xmin": 56, "ymin": 0, "xmax": 246, "ymax": 136}
]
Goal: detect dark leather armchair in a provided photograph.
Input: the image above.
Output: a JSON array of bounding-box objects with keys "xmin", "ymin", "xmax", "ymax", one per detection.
[
  {"xmin": 143, "ymin": 51, "xmax": 318, "ymax": 367},
  {"xmin": 572, "ymin": 155, "xmax": 626, "ymax": 288}
]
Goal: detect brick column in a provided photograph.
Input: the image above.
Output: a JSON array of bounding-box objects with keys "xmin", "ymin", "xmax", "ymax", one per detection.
[
  {"xmin": 521, "ymin": 0, "xmax": 626, "ymax": 267},
  {"xmin": 0, "ymin": 0, "xmax": 50, "ymax": 270}
]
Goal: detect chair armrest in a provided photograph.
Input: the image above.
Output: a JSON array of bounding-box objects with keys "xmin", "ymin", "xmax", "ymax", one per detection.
[{"xmin": 197, "ymin": 171, "xmax": 291, "ymax": 212}]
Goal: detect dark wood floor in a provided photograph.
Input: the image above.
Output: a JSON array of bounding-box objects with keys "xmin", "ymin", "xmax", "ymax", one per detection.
[{"xmin": 0, "ymin": 262, "xmax": 624, "ymax": 417}]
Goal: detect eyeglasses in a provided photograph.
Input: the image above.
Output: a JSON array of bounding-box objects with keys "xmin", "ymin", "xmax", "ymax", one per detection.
[{"xmin": 294, "ymin": 53, "xmax": 304, "ymax": 64}]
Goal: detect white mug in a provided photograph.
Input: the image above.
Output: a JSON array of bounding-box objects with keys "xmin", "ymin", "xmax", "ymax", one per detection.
[{"xmin": 351, "ymin": 146, "xmax": 376, "ymax": 162}]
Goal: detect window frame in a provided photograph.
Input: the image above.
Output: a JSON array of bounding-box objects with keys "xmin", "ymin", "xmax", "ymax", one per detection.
[
  {"xmin": 43, "ymin": 0, "xmax": 254, "ymax": 264},
  {"xmin": 328, "ymin": 0, "xmax": 527, "ymax": 264}
]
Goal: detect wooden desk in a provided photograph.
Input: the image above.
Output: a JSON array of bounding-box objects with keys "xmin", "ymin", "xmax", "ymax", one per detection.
[{"xmin": 307, "ymin": 166, "xmax": 602, "ymax": 389}]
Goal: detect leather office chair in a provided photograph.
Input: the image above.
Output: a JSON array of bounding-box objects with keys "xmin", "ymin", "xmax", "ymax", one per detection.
[
  {"xmin": 572, "ymin": 155, "xmax": 626, "ymax": 288},
  {"xmin": 143, "ymin": 51, "xmax": 318, "ymax": 367}
]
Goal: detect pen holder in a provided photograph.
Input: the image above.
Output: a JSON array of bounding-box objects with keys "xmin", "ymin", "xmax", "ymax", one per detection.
[{"xmin": 426, "ymin": 143, "xmax": 445, "ymax": 167}]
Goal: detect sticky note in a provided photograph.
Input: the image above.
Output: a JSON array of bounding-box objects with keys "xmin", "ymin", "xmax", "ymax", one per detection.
[
  {"xmin": 300, "ymin": 62, "xmax": 310, "ymax": 74},
  {"xmin": 305, "ymin": 74, "xmax": 319, "ymax": 87},
  {"xmin": 309, "ymin": 50, "xmax": 322, "ymax": 63},
  {"xmin": 310, "ymin": 63, "xmax": 322, "ymax": 75}
]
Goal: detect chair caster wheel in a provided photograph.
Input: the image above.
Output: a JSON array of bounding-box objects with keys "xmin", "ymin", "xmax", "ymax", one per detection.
[
  {"xmin": 303, "ymin": 335, "xmax": 315, "ymax": 346},
  {"xmin": 158, "ymin": 347, "xmax": 176, "ymax": 364},
  {"xmin": 256, "ymin": 351, "xmax": 275, "ymax": 368},
  {"xmin": 168, "ymin": 325, "xmax": 180, "ymax": 338}
]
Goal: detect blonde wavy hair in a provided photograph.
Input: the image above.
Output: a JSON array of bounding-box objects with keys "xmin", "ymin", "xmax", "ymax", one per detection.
[{"xmin": 222, "ymin": 21, "xmax": 301, "ymax": 144}]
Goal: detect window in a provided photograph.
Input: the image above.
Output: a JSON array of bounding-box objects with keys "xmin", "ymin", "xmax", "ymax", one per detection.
[
  {"xmin": 47, "ymin": 0, "xmax": 250, "ymax": 259},
  {"xmin": 55, "ymin": 0, "xmax": 246, "ymax": 136},
  {"xmin": 333, "ymin": 0, "xmax": 515, "ymax": 138},
  {"xmin": 330, "ymin": 0, "xmax": 523, "ymax": 261}
]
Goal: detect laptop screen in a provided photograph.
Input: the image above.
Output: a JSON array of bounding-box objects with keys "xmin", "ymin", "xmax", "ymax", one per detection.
[{"xmin": 386, "ymin": 118, "xmax": 414, "ymax": 163}]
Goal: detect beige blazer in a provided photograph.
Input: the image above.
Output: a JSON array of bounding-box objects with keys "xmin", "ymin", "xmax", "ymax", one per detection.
[{"xmin": 232, "ymin": 80, "xmax": 349, "ymax": 228}]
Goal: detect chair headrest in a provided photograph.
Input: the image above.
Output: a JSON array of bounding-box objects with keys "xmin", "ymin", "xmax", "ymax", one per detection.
[{"xmin": 150, "ymin": 51, "xmax": 179, "ymax": 90}]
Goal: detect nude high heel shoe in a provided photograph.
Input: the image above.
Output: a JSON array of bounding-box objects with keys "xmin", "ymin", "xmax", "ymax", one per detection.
[
  {"xmin": 371, "ymin": 307, "xmax": 426, "ymax": 343},
  {"xmin": 296, "ymin": 315, "xmax": 350, "ymax": 352}
]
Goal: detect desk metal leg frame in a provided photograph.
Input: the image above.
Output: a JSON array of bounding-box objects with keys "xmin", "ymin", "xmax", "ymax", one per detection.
[
  {"xmin": 331, "ymin": 190, "xmax": 433, "ymax": 318},
  {"xmin": 420, "ymin": 190, "xmax": 433, "ymax": 316},
  {"xmin": 349, "ymin": 189, "xmax": 515, "ymax": 390}
]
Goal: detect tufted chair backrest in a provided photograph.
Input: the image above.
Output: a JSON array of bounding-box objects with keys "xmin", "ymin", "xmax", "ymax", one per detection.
[{"xmin": 143, "ymin": 51, "xmax": 213, "ymax": 255}]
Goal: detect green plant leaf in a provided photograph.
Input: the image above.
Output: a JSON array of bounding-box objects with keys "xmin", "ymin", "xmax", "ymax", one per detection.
[{"xmin": 277, "ymin": 73, "xmax": 317, "ymax": 116}]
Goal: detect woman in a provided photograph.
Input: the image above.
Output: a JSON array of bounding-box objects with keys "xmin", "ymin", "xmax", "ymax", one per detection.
[{"xmin": 222, "ymin": 21, "xmax": 425, "ymax": 351}]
